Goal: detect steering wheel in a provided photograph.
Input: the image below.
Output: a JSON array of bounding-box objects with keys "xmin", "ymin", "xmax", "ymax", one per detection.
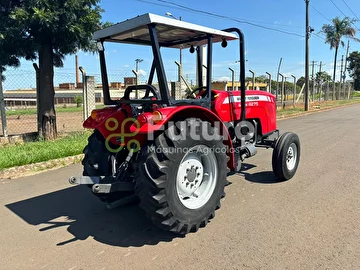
[
  {"xmin": 186, "ymin": 86, "xmax": 207, "ymax": 99},
  {"xmin": 123, "ymin": 85, "xmax": 159, "ymax": 100}
]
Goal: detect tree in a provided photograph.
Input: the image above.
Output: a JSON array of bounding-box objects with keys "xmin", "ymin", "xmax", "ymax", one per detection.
[
  {"xmin": 0, "ymin": 1, "xmax": 37, "ymax": 77},
  {"xmin": 315, "ymin": 71, "xmax": 331, "ymax": 85},
  {"xmin": 347, "ymin": 51, "xmax": 360, "ymax": 90},
  {"xmin": 256, "ymin": 75, "xmax": 268, "ymax": 83},
  {"xmin": 322, "ymin": 17, "xmax": 359, "ymax": 99},
  {"xmin": 5, "ymin": 0, "xmax": 106, "ymax": 139},
  {"xmin": 74, "ymin": 95, "xmax": 83, "ymax": 108},
  {"xmin": 296, "ymin": 76, "xmax": 306, "ymax": 88},
  {"xmin": 0, "ymin": 1, "xmax": 37, "ymax": 136}
]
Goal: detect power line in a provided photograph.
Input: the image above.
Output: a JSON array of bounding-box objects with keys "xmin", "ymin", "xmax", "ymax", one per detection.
[
  {"xmin": 330, "ymin": 0, "xmax": 348, "ymax": 17},
  {"xmin": 328, "ymin": 0, "xmax": 360, "ymax": 39},
  {"xmin": 341, "ymin": 0, "xmax": 360, "ymax": 21},
  {"xmin": 310, "ymin": 4, "xmax": 331, "ymax": 23},
  {"xmin": 137, "ymin": 0, "xmax": 304, "ymax": 38},
  {"xmin": 313, "ymin": 33, "xmax": 326, "ymax": 41}
]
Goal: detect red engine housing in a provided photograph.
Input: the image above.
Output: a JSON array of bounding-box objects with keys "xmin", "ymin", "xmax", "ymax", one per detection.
[{"xmin": 211, "ymin": 89, "xmax": 277, "ymax": 134}]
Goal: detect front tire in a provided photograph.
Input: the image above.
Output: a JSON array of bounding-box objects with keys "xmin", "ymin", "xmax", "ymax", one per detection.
[
  {"xmin": 272, "ymin": 132, "xmax": 300, "ymax": 180},
  {"xmin": 135, "ymin": 119, "xmax": 229, "ymax": 234}
]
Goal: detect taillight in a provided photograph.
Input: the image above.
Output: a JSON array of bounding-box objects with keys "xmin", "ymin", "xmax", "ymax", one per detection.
[
  {"xmin": 91, "ymin": 110, "xmax": 97, "ymax": 120},
  {"xmin": 137, "ymin": 114, "xmax": 148, "ymax": 126},
  {"xmin": 152, "ymin": 110, "xmax": 163, "ymax": 124}
]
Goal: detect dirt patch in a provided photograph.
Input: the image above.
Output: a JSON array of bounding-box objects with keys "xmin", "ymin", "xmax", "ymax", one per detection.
[{"xmin": 0, "ymin": 111, "xmax": 84, "ymax": 136}]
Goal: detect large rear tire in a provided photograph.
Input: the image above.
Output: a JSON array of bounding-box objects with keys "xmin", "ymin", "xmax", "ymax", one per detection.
[
  {"xmin": 82, "ymin": 130, "xmax": 112, "ymax": 177},
  {"xmin": 272, "ymin": 132, "xmax": 300, "ymax": 180},
  {"xmin": 135, "ymin": 119, "xmax": 229, "ymax": 234},
  {"xmin": 82, "ymin": 130, "xmax": 132, "ymax": 203}
]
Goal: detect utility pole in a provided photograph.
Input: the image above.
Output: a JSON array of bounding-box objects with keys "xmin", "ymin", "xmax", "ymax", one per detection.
[
  {"xmin": 305, "ymin": 0, "xmax": 311, "ymax": 111},
  {"xmin": 340, "ymin": 55, "xmax": 344, "ymax": 99},
  {"xmin": 311, "ymin": 60, "xmax": 316, "ymax": 101},
  {"xmin": 276, "ymin": 58, "xmax": 283, "ymax": 100},
  {"xmin": 343, "ymin": 39, "xmax": 350, "ymax": 98}
]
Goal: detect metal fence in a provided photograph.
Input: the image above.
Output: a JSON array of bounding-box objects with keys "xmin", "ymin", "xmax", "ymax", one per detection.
[
  {"xmin": 0, "ymin": 68, "xmax": 148, "ymax": 137},
  {"xmin": 0, "ymin": 67, "xmax": 357, "ymax": 137}
]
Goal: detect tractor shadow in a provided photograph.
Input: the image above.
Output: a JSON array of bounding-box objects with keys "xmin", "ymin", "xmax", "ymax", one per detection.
[
  {"xmin": 229, "ymin": 163, "xmax": 281, "ymax": 184},
  {"xmin": 5, "ymin": 185, "xmax": 181, "ymax": 247}
]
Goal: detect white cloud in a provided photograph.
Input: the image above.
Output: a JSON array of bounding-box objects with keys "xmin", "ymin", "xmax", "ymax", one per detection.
[
  {"xmin": 217, "ymin": 76, "xmax": 230, "ymax": 82},
  {"xmin": 138, "ymin": 69, "xmax": 147, "ymax": 76}
]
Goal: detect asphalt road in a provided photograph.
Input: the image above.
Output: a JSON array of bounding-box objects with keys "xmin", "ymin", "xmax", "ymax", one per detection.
[{"xmin": 1, "ymin": 104, "xmax": 360, "ymax": 270}]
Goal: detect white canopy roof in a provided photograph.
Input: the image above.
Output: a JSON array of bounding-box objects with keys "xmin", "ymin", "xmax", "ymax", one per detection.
[{"xmin": 94, "ymin": 13, "xmax": 238, "ymax": 48}]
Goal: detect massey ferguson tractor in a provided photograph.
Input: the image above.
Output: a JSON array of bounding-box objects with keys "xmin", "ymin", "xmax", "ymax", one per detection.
[{"xmin": 69, "ymin": 13, "xmax": 300, "ymax": 234}]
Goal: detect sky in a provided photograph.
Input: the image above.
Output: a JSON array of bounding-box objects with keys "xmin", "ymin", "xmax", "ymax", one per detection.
[{"xmin": 4, "ymin": 0, "xmax": 360, "ymax": 89}]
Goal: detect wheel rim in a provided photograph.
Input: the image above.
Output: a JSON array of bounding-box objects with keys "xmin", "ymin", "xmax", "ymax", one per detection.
[
  {"xmin": 286, "ymin": 143, "xmax": 297, "ymax": 171},
  {"xmin": 176, "ymin": 145, "xmax": 218, "ymax": 210}
]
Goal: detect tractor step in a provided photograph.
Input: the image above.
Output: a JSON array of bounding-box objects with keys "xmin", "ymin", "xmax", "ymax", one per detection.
[{"xmin": 69, "ymin": 176, "xmax": 135, "ymax": 194}]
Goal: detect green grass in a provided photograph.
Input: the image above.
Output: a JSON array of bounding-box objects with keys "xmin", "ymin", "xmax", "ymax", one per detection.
[
  {"xmin": 0, "ymin": 132, "xmax": 90, "ymax": 170},
  {"xmin": 352, "ymin": 91, "xmax": 360, "ymax": 98},
  {"xmin": 5, "ymin": 104, "xmax": 106, "ymax": 116},
  {"xmin": 277, "ymin": 107, "xmax": 304, "ymax": 117},
  {"xmin": 277, "ymin": 98, "xmax": 360, "ymax": 118},
  {"xmin": 6, "ymin": 106, "xmax": 83, "ymax": 116}
]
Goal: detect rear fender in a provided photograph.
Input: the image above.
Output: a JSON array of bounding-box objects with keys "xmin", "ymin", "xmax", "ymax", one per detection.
[
  {"xmin": 132, "ymin": 106, "xmax": 235, "ymax": 170},
  {"xmin": 83, "ymin": 106, "xmax": 145, "ymax": 149}
]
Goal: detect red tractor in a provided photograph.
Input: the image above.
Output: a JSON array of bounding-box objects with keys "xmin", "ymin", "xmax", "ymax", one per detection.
[{"xmin": 69, "ymin": 13, "xmax": 300, "ymax": 234}]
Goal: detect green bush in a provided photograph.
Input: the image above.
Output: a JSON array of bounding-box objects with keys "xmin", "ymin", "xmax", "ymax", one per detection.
[{"xmin": 74, "ymin": 95, "xmax": 83, "ymax": 107}]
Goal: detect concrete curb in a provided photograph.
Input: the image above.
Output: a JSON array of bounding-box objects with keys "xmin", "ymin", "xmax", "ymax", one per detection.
[{"xmin": 0, "ymin": 154, "xmax": 84, "ymax": 179}]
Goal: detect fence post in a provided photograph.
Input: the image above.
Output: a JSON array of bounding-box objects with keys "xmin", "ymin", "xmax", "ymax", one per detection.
[
  {"xmin": 229, "ymin": 68, "xmax": 235, "ymax": 91},
  {"xmin": 249, "ymin": 69, "xmax": 255, "ymax": 90},
  {"xmin": 132, "ymin": 70, "xmax": 139, "ymax": 99},
  {"xmin": 33, "ymin": 63, "xmax": 41, "ymax": 134},
  {"xmin": 171, "ymin": 81, "xmax": 181, "ymax": 99},
  {"xmin": 291, "ymin": 75, "xmax": 296, "ymax": 107},
  {"xmin": 79, "ymin": 67, "xmax": 87, "ymax": 121},
  {"xmin": 266, "ymin": 72, "xmax": 272, "ymax": 93},
  {"xmin": 86, "ymin": 76, "xmax": 96, "ymax": 116},
  {"xmin": 0, "ymin": 70, "xmax": 7, "ymax": 137},
  {"xmin": 175, "ymin": 61, "xmax": 191, "ymax": 97},
  {"xmin": 325, "ymin": 81, "xmax": 329, "ymax": 101},
  {"xmin": 79, "ymin": 68, "xmax": 95, "ymax": 121},
  {"xmin": 278, "ymin": 73, "xmax": 285, "ymax": 108},
  {"xmin": 347, "ymin": 83, "xmax": 351, "ymax": 100}
]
